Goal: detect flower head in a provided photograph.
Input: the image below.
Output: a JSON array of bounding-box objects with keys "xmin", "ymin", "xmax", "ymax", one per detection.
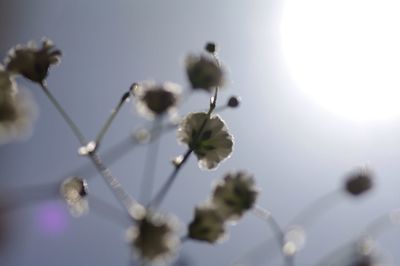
[
  {"xmin": 211, "ymin": 171, "xmax": 258, "ymax": 221},
  {"xmin": 5, "ymin": 38, "xmax": 61, "ymax": 84},
  {"xmin": 127, "ymin": 211, "xmax": 180, "ymax": 263},
  {"xmin": 177, "ymin": 112, "xmax": 233, "ymax": 170},
  {"xmin": 133, "ymin": 82, "xmax": 181, "ymax": 119},
  {"xmin": 185, "ymin": 54, "xmax": 224, "ymax": 91},
  {"xmin": 60, "ymin": 177, "xmax": 89, "ymax": 217},
  {"xmin": 188, "ymin": 204, "xmax": 226, "ymax": 243},
  {"xmin": 323, "ymin": 238, "xmax": 387, "ymax": 266},
  {"xmin": 0, "ymin": 77, "xmax": 38, "ymax": 145},
  {"xmin": 344, "ymin": 168, "xmax": 373, "ymax": 196}
]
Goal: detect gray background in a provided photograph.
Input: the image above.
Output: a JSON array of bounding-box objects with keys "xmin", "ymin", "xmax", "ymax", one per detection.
[{"xmin": 0, "ymin": 0, "xmax": 399, "ymax": 265}]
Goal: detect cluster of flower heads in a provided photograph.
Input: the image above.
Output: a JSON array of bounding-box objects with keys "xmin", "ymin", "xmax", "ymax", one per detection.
[
  {"xmin": 0, "ymin": 39, "xmax": 61, "ymax": 145},
  {"xmin": 188, "ymin": 171, "xmax": 258, "ymax": 243},
  {"xmin": 2, "ymin": 38, "xmax": 387, "ymax": 266}
]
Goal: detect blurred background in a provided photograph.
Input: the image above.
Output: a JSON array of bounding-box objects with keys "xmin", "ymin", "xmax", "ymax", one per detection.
[{"xmin": 0, "ymin": 0, "xmax": 400, "ymax": 265}]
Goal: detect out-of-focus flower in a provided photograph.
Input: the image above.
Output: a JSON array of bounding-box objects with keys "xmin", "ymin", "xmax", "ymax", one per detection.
[
  {"xmin": 0, "ymin": 67, "xmax": 17, "ymax": 95},
  {"xmin": 322, "ymin": 238, "xmax": 388, "ymax": 266},
  {"xmin": 60, "ymin": 177, "xmax": 89, "ymax": 217},
  {"xmin": 0, "ymin": 84, "xmax": 38, "ymax": 145},
  {"xmin": 5, "ymin": 39, "xmax": 61, "ymax": 84},
  {"xmin": 344, "ymin": 169, "xmax": 373, "ymax": 196},
  {"xmin": 177, "ymin": 112, "xmax": 233, "ymax": 170},
  {"xmin": 188, "ymin": 204, "xmax": 226, "ymax": 243},
  {"xmin": 127, "ymin": 211, "xmax": 180, "ymax": 263},
  {"xmin": 185, "ymin": 54, "xmax": 224, "ymax": 91},
  {"xmin": 282, "ymin": 226, "xmax": 306, "ymax": 257},
  {"xmin": 133, "ymin": 81, "xmax": 181, "ymax": 119},
  {"xmin": 211, "ymin": 171, "xmax": 258, "ymax": 221}
]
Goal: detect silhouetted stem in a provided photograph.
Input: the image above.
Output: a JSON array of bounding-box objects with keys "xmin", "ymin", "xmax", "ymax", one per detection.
[
  {"xmin": 40, "ymin": 83, "xmax": 140, "ymax": 219},
  {"xmin": 148, "ymin": 87, "xmax": 219, "ymax": 208},
  {"xmin": 253, "ymin": 205, "xmax": 294, "ymax": 266},
  {"xmin": 89, "ymin": 152, "xmax": 140, "ymax": 220},
  {"xmin": 2, "ymin": 182, "xmax": 59, "ymax": 212},
  {"xmin": 139, "ymin": 118, "xmax": 163, "ymax": 204},
  {"xmin": 148, "ymin": 149, "xmax": 192, "ymax": 208},
  {"xmin": 253, "ymin": 205, "xmax": 284, "ymax": 244},
  {"xmin": 362, "ymin": 209, "xmax": 400, "ymax": 237},
  {"xmin": 89, "ymin": 194, "xmax": 132, "ymax": 227},
  {"xmin": 95, "ymin": 90, "xmax": 132, "ymax": 147},
  {"xmin": 40, "ymin": 83, "xmax": 87, "ymax": 146},
  {"xmin": 288, "ymin": 190, "xmax": 341, "ymax": 228}
]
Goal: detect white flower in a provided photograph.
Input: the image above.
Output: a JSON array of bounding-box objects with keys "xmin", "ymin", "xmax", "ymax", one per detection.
[
  {"xmin": 185, "ymin": 54, "xmax": 224, "ymax": 91},
  {"xmin": 5, "ymin": 38, "xmax": 61, "ymax": 84},
  {"xmin": 0, "ymin": 71, "xmax": 38, "ymax": 145},
  {"xmin": 188, "ymin": 204, "xmax": 226, "ymax": 243},
  {"xmin": 133, "ymin": 81, "xmax": 181, "ymax": 119},
  {"xmin": 211, "ymin": 171, "xmax": 258, "ymax": 221},
  {"xmin": 60, "ymin": 177, "xmax": 89, "ymax": 217},
  {"xmin": 177, "ymin": 112, "xmax": 233, "ymax": 170},
  {"xmin": 127, "ymin": 211, "xmax": 180, "ymax": 263}
]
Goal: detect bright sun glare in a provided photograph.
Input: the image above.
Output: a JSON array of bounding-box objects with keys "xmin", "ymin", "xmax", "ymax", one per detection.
[{"xmin": 281, "ymin": 0, "xmax": 400, "ymax": 121}]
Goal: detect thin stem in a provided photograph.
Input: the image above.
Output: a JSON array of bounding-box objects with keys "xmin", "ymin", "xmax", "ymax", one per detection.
[
  {"xmin": 148, "ymin": 149, "xmax": 192, "ymax": 208},
  {"xmin": 40, "ymin": 83, "xmax": 141, "ymax": 219},
  {"xmin": 2, "ymin": 182, "xmax": 59, "ymax": 212},
  {"xmin": 95, "ymin": 90, "xmax": 132, "ymax": 147},
  {"xmin": 361, "ymin": 209, "xmax": 400, "ymax": 238},
  {"xmin": 253, "ymin": 205, "xmax": 294, "ymax": 266},
  {"xmin": 253, "ymin": 206, "xmax": 284, "ymax": 242},
  {"xmin": 148, "ymin": 83, "xmax": 219, "ymax": 208},
  {"xmin": 288, "ymin": 190, "xmax": 341, "ymax": 228},
  {"xmin": 88, "ymin": 152, "xmax": 141, "ymax": 220},
  {"xmin": 89, "ymin": 194, "xmax": 132, "ymax": 227},
  {"xmin": 40, "ymin": 83, "xmax": 87, "ymax": 146},
  {"xmin": 139, "ymin": 118, "xmax": 163, "ymax": 204}
]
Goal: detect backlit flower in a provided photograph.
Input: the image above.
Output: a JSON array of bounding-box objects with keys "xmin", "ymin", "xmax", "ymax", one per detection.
[
  {"xmin": 212, "ymin": 171, "xmax": 258, "ymax": 221},
  {"xmin": 127, "ymin": 211, "xmax": 180, "ymax": 263},
  {"xmin": 177, "ymin": 112, "xmax": 233, "ymax": 170},
  {"xmin": 0, "ymin": 83, "xmax": 38, "ymax": 145},
  {"xmin": 188, "ymin": 204, "xmax": 226, "ymax": 243},
  {"xmin": 185, "ymin": 54, "xmax": 224, "ymax": 91},
  {"xmin": 133, "ymin": 81, "xmax": 181, "ymax": 119},
  {"xmin": 60, "ymin": 177, "xmax": 89, "ymax": 217},
  {"xmin": 5, "ymin": 38, "xmax": 61, "ymax": 84}
]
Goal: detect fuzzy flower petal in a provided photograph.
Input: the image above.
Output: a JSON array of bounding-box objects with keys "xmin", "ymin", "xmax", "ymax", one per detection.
[
  {"xmin": 60, "ymin": 177, "xmax": 89, "ymax": 217},
  {"xmin": 185, "ymin": 54, "xmax": 224, "ymax": 92},
  {"xmin": 5, "ymin": 38, "xmax": 61, "ymax": 84},
  {"xmin": 133, "ymin": 81, "xmax": 181, "ymax": 119},
  {"xmin": 177, "ymin": 112, "xmax": 234, "ymax": 170},
  {"xmin": 188, "ymin": 204, "xmax": 226, "ymax": 243},
  {"xmin": 127, "ymin": 211, "xmax": 180, "ymax": 263},
  {"xmin": 212, "ymin": 171, "xmax": 258, "ymax": 221},
  {"xmin": 0, "ymin": 78, "xmax": 38, "ymax": 145}
]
